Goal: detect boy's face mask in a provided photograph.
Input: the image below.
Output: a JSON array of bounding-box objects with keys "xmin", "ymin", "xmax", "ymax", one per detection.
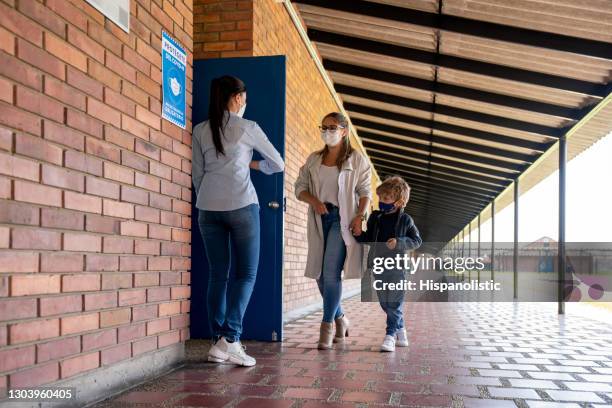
[{"xmin": 379, "ymin": 201, "xmax": 396, "ymax": 213}]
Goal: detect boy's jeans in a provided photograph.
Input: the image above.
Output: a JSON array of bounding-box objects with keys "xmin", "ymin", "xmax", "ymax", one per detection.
[
  {"xmin": 317, "ymin": 204, "xmax": 346, "ymax": 323},
  {"xmin": 376, "ymin": 269, "xmax": 406, "ymax": 336},
  {"xmin": 198, "ymin": 204, "xmax": 260, "ymax": 342}
]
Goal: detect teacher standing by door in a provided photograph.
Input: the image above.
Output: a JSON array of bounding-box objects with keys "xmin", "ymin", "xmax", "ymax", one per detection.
[
  {"xmin": 295, "ymin": 112, "xmax": 372, "ymax": 349},
  {"xmin": 192, "ymin": 75, "xmax": 284, "ymax": 366}
]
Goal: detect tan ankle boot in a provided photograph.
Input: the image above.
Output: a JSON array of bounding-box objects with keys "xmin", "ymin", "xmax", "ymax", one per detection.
[
  {"xmin": 318, "ymin": 322, "xmax": 334, "ymax": 349},
  {"xmin": 333, "ymin": 314, "xmax": 350, "ymax": 343}
]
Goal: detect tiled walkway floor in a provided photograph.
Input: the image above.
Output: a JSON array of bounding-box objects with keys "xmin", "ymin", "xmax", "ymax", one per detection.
[{"xmin": 95, "ymin": 298, "xmax": 612, "ymax": 407}]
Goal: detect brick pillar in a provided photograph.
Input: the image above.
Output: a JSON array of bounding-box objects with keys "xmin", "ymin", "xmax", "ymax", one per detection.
[
  {"xmin": 193, "ymin": 0, "xmax": 253, "ymax": 59},
  {"xmin": 0, "ymin": 0, "xmax": 193, "ymax": 401}
]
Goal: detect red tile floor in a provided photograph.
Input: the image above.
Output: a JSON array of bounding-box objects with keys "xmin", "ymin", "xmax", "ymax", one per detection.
[{"xmin": 95, "ymin": 298, "xmax": 612, "ymax": 407}]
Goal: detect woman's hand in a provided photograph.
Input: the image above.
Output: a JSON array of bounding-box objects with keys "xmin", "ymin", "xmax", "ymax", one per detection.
[
  {"xmin": 310, "ymin": 197, "xmax": 328, "ymax": 215},
  {"xmin": 350, "ymin": 216, "xmax": 362, "ymax": 236},
  {"xmin": 249, "ymin": 160, "xmax": 260, "ymax": 170},
  {"xmin": 386, "ymin": 238, "xmax": 397, "ymax": 250}
]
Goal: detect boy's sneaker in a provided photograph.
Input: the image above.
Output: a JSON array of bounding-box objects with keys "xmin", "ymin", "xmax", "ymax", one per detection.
[
  {"xmin": 207, "ymin": 337, "xmax": 256, "ymax": 366},
  {"xmin": 396, "ymin": 329, "xmax": 409, "ymax": 347},
  {"xmin": 380, "ymin": 335, "xmax": 396, "ymax": 352}
]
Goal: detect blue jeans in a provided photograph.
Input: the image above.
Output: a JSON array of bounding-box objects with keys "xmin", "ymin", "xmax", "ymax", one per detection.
[
  {"xmin": 377, "ymin": 269, "xmax": 405, "ymax": 336},
  {"xmin": 317, "ymin": 204, "xmax": 346, "ymax": 323},
  {"xmin": 198, "ymin": 203, "xmax": 260, "ymax": 342}
]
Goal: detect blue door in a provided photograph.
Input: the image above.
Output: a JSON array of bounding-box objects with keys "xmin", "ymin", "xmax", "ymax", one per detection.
[{"xmin": 191, "ymin": 56, "xmax": 285, "ymax": 341}]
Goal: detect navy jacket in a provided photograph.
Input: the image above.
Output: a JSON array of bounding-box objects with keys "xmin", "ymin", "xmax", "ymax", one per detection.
[{"xmin": 355, "ymin": 210, "xmax": 423, "ymax": 267}]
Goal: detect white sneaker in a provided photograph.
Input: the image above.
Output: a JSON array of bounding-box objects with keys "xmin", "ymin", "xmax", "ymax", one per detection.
[
  {"xmin": 396, "ymin": 329, "xmax": 409, "ymax": 347},
  {"xmin": 207, "ymin": 337, "xmax": 256, "ymax": 366},
  {"xmin": 207, "ymin": 337, "xmax": 229, "ymax": 364},
  {"xmin": 380, "ymin": 335, "xmax": 396, "ymax": 352}
]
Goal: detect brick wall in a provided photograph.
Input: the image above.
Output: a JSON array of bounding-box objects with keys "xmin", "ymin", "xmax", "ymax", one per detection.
[
  {"xmin": 0, "ymin": 0, "xmax": 193, "ymax": 393},
  {"xmin": 253, "ymin": 0, "xmax": 369, "ymax": 313},
  {"xmin": 193, "ymin": 0, "xmax": 252, "ymax": 60}
]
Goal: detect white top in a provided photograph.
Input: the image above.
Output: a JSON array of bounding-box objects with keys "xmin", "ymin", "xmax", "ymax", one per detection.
[
  {"xmin": 318, "ymin": 164, "xmax": 339, "ymax": 206},
  {"xmin": 295, "ymin": 151, "xmax": 373, "ymax": 280},
  {"xmin": 192, "ymin": 111, "xmax": 285, "ymax": 211}
]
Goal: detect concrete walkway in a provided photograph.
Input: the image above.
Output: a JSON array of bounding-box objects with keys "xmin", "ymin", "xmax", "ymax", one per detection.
[{"xmin": 94, "ymin": 298, "xmax": 612, "ymax": 407}]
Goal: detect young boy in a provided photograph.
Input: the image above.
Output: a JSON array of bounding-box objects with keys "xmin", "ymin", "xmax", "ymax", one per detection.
[{"xmin": 353, "ymin": 176, "xmax": 422, "ymax": 352}]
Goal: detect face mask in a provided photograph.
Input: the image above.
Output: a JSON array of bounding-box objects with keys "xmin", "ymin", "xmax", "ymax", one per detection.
[
  {"xmin": 237, "ymin": 102, "xmax": 246, "ymax": 118},
  {"xmin": 321, "ymin": 130, "xmax": 342, "ymax": 146},
  {"xmin": 379, "ymin": 201, "xmax": 396, "ymax": 213}
]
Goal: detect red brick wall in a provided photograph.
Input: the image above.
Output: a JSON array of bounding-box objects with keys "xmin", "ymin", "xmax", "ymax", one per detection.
[
  {"xmin": 0, "ymin": 0, "xmax": 193, "ymax": 391},
  {"xmin": 193, "ymin": 0, "xmax": 252, "ymax": 59}
]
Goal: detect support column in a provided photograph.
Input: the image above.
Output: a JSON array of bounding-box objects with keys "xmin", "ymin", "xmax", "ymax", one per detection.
[
  {"xmin": 477, "ymin": 214, "xmax": 481, "ymax": 281},
  {"xmin": 468, "ymin": 222, "xmax": 471, "ymax": 280},
  {"xmin": 455, "ymin": 236, "xmax": 459, "ymax": 261},
  {"xmin": 468, "ymin": 223, "xmax": 471, "ymax": 257},
  {"xmin": 558, "ymin": 135, "xmax": 567, "ymax": 315},
  {"xmin": 461, "ymin": 229, "xmax": 465, "ymax": 281},
  {"xmin": 491, "ymin": 201, "xmax": 495, "ymax": 281},
  {"xmin": 513, "ymin": 179, "xmax": 519, "ymax": 300}
]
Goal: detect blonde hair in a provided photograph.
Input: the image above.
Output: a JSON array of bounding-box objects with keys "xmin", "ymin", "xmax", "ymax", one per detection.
[{"xmin": 376, "ymin": 176, "xmax": 411, "ymax": 207}]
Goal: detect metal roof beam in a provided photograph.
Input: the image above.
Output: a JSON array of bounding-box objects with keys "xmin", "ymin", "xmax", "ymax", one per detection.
[
  {"xmin": 395, "ymin": 182, "xmax": 492, "ymax": 209},
  {"xmin": 362, "ymin": 134, "xmax": 525, "ymax": 171},
  {"xmin": 406, "ymin": 193, "xmax": 486, "ymax": 213},
  {"xmin": 375, "ymin": 163, "xmax": 504, "ymax": 197},
  {"xmin": 406, "ymin": 202, "xmax": 480, "ymax": 222},
  {"xmin": 407, "ymin": 188, "xmax": 487, "ymax": 210},
  {"xmin": 336, "ymin": 83, "xmax": 563, "ymax": 137},
  {"xmin": 368, "ymin": 151, "xmax": 511, "ymax": 188},
  {"xmin": 324, "ymin": 59, "xmax": 582, "ymax": 119},
  {"xmin": 374, "ymin": 161, "xmax": 503, "ymax": 194},
  {"xmin": 295, "ymin": 0, "xmax": 612, "ymax": 60},
  {"xmin": 377, "ymin": 170, "xmax": 495, "ymax": 201},
  {"xmin": 352, "ymin": 115, "xmax": 543, "ymax": 159},
  {"xmin": 406, "ymin": 192, "xmax": 483, "ymax": 212},
  {"xmin": 407, "ymin": 210, "xmax": 472, "ymax": 226},
  {"xmin": 310, "ymin": 29, "xmax": 607, "ymax": 97},
  {"xmin": 365, "ymin": 146, "xmax": 516, "ymax": 180}
]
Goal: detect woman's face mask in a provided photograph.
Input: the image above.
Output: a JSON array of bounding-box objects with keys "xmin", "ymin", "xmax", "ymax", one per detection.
[
  {"xmin": 237, "ymin": 102, "xmax": 247, "ymax": 118},
  {"xmin": 236, "ymin": 93, "xmax": 247, "ymax": 117},
  {"xmin": 321, "ymin": 129, "xmax": 342, "ymax": 146},
  {"xmin": 319, "ymin": 123, "xmax": 345, "ymax": 146}
]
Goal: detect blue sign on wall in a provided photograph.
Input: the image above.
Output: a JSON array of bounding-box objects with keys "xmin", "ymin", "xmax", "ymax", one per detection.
[{"xmin": 161, "ymin": 31, "xmax": 186, "ymax": 129}]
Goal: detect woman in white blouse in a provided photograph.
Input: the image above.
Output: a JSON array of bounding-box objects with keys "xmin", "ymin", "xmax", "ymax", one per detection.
[
  {"xmin": 295, "ymin": 112, "xmax": 372, "ymax": 349},
  {"xmin": 192, "ymin": 75, "xmax": 284, "ymax": 366}
]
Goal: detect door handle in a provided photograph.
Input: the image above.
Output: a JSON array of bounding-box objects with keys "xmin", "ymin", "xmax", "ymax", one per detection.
[{"xmin": 268, "ymin": 201, "xmax": 280, "ymax": 209}]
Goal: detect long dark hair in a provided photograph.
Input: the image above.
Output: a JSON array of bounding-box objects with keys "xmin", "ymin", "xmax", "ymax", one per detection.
[
  {"xmin": 208, "ymin": 75, "xmax": 246, "ymax": 156},
  {"xmin": 318, "ymin": 112, "xmax": 354, "ymax": 169}
]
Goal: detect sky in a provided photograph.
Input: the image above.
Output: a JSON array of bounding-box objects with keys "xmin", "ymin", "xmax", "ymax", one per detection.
[{"xmin": 465, "ymin": 131, "xmax": 612, "ymax": 244}]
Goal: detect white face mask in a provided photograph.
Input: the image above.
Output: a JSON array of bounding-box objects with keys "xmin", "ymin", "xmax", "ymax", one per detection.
[
  {"xmin": 321, "ymin": 129, "xmax": 342, "ymax": 146},
  {"xmin": 237, "ymin": 102, "xmax": 246, "ymax": 118}
]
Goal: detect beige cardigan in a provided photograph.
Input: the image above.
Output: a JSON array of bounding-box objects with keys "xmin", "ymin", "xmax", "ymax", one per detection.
[{"xmin": 294, "ymin": 150, "xmax": 372, "ymax": 280}]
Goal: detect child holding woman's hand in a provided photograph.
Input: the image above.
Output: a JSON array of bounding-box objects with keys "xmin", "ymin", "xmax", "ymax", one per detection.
[{"xmin": 353, "ymin": 176, "xmax": 422, "ymax": 351}]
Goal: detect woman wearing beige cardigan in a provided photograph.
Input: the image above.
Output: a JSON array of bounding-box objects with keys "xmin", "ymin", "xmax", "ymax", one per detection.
[{"xmin": 294, "ymin": 112, "xmax": 372, "ymax": 349}]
